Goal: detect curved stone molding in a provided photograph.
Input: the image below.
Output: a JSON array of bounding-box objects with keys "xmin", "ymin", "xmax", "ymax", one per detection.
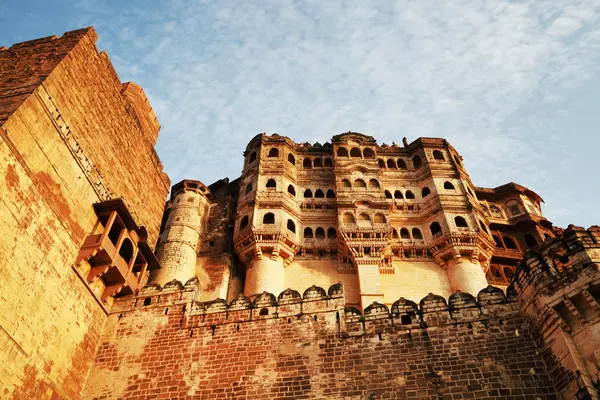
[
  {"xmin": 303, "ymin": 285, "xmax": 327, "ymax": 300},
  {"xmin": 184, "ymin": 277, "xmax": 200, "ymax": 287},
  {"xmin": 162, "ymin": 279, "xmax": 184, "ymax": 291},
  {"xmin": 477, "ymin": 285, "xmax": 505, "ymax": 305},
  {"xmin": 391, "ymin": 297, "xmax": 418, "ymax": 316},
  {"xmin": 448, "ymin": 290, "xmax": 478, "ymax": 310},
  {"xmin": 140, "ymin": 282, "xmax": 162, "ymax": 293},
  {"xmin": 277, "ymin": 288, "xmax": 301, "ymax": 304},
  {"xmin": 204, "ymin": 298, "xmax": 228, "ymax": 313},
  {"xmin": 253, "ymin": 291, "xmax": 278, "ymax": 308},
  {"xmin": 364, "ymin": 302, "xmax": 389, "ymax": 319},
  {"xmin": 419, "ymin": 293, "xmax": 448, "ymax": 312},
  {"xmin": 327, "ymin": 282, "xmax": 344, "ymax": 297},
  {"xmin": 228, "ymin": 293, "xmax": 252, "ymax": 310}
]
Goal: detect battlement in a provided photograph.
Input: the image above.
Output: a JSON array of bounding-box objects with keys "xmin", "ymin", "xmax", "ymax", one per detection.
[{"xmin": 111, "ymin": 279, "xmax": 519, "ymax": 338}]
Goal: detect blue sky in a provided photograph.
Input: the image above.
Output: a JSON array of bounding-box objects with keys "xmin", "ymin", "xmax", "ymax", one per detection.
[{"xmin": 1, "ymin": 0, "xmax": 599, "ymax": 228}]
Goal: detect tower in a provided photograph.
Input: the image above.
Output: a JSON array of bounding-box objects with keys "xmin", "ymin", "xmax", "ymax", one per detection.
[{"xmin": 152, "ymin": 180, "xmax": 213, "ymax": 285}]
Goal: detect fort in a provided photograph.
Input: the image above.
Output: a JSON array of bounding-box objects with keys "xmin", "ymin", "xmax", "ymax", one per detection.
[{"xmin": 1, "ymin": 27, "xmax": 599, "ymax": 400}]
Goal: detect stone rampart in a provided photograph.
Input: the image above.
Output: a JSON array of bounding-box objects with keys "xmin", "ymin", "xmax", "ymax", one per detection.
[{"xmin": 84, "ymin": 281, "xmax": 556, "ymax": 399}]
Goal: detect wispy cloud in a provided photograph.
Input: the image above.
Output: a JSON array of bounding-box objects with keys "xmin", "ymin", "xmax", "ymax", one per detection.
[{"xmin": 13, "ymin": 0, "xmax": 600, "ymax": 226}]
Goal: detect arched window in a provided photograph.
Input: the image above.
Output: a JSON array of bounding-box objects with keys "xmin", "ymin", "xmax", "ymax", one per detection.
[
  {"xmin": 385, "ymin": 190, "xmax": 392, "ymax": 199},
  {"xmin": 342, "ymin": 179, "xmax": 352, "ymax": 188},
  {"xmin": 326, "ymin": 189, "xmax": 336, "ymax": 198},
  {"xmin": 421, "ymin": 187, "xmax": 431, "ymax": 198},
  {"xmin": 368, "ymin": 179, "xmax": 380, "ymax": 189},
  {"xmin": 506, "ymin": 200, "xmax": 522, "ymax": 216},
  {"xmin": 245, "ymin": 183, "xmax": 252, "ymax": 194},
  {"xmin": 454, "ymin": 216, "xmax": 468, "ymax": 228},
  {"xmin": 412, "ymin": 155, "xmax": 422, "ymax": 168},
  {"xmin": 363, "ymin": 148, "xmax": 375, "ymax": 158},
  {"xmin": 315, "ymin": 227, "xmax": 325, "ymax": 239},
  {"xmin": 503, "ymin": 236, "xmax": 518, "ymax": 249},
  {"xmin": 342, "ymin": 213, "xmax": 355, "ymax": 224},
  {"xmin": 412, "ymin": 228, "xmax": 423, "ymax": 239},
  {"xmin": 443, "ymin": 181, "xmax": 455, "ymax": 190},
  {"xmin": 304, "ymin": 189, "xmax": 313, "ymax": 198},
  {"xmin": 478, "ymin": 220, "xmax": 488, "ymax": 233},
  {"xmin": 490, "ymin": 205, "xmax": 503, "ymax": 218},
  {"xmin": 378, "ymin": 159, "xmax": 385, "ymax": 168},
  {"xmin": 327, "ymin": 228, "xmax": 337, "ymax": 238},
  {"xmin": 304, "ymin": 227, "xmax": 314, "ymax": 239},
  {"xmin": 303, "ymin": 158, "xmax": 312, "ymax": 169},
  {"xmin": 249, "ymin": 152, "xmax": 257, "ymax": 163},
  {"xmin": 400, "ymin": 228, "xmax": 411, "ymax": 239},
  {"xmin": 392, "ymin": 229, "xmax": 399, "ymax": 239},
  {"xmin": 288, "ymin": 154, "xmax": 296, "ymax": 165},
  {"xmin": 350, "ymin": 147, "xmax": 362, "ymax": 158},
  {"xmin": 119, "ymin": 238, "xmax": 134, "ymax": 264},
  {"xmin": 287, "ymin": 219, "xmax": 296, "ymax": 233},
  {"xmin": 143, "ymin": 297, "xmax": 152, "ymax": 306},
  {"xmin": 387, "ymin": 159, "xmax": 396, "ymax": 169},
  {"xmin": 397, "ymin": 159, "xmax": 407, "ymax": 169},
  {"xmin": 315, "ymin": 189, "xmax": 324, "ymax": 198},
  {"xmin": 324, "ymin": 158, "xmax": 333, "ymax": 167},
  {"xmin": 354, "ymin": 179, "xmax": 366, "ymax": 188},
  {"xmin": 358, "ymin": 213, "xmax": 371, "ymax": 226},
  {"xmin": 240, "ymin": 216, "xmax": 249, "ymax": 230},
  {"xmin": 268, "ymin": 148, "xmax": 279, "ymax": 158},
  {"xmin": 287, "ymin": 185, "xmax": 296, "ymax": 196},
  {"xmin": 314, "ymin": 158, "xmax": 323, "ymax": 168},
  {"xmin": 374, "ymin": 213, "xmax": 386, "ymax": 223},
  {"xmin": 266, "ymin": 179, "xmax": 276, "ymax": 189},
  {"xmin": 524, "ymin": 234, "xmax": 537, "ymax": 248},
  {"xmin": 405, "ymin": 190, "xmax": 415, "ymax": 199},
  {"xmin": 492, "ymin": 235, "xmax": 503, "ymax": 247},
  {"xmin": 432, "ymin": 150, "xmax": 444, "ymax": 160},
  {"xmin": 263, "ymin": 213, "xmax": 275, "ymax": 224},
  {"xmin": 337, "ymin": 147, "xmax": 348, "ymax": 157},
  {"xmin": 430, "ymin": 222, "xmax": 442, "ymax": 236},
  {"xmin": 394, "ymin": 190, "xmax": 403, "ymax": 199}
]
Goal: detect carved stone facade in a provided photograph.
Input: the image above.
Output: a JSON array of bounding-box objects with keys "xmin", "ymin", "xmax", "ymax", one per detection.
[
  {"xmin": 156, "ymin": 131, "xmax": 554, "ymax": 310},
  {"xmin": 1, "ymin": 28, "xmax": 599, "ymax": 400}
]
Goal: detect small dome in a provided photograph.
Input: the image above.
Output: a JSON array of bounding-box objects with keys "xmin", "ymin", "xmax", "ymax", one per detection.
[
  {"xmin": 419, "ymin": 293, "xmax": 448, "ymax": 312},
  {"xmin": 253, "ymin": 291, "xmax": 278, "ymax": 307},
  {"xmin": 229, "ymin": 293, "xmax": 252, "ymax": 310},
  {"xmin": 364, "ymin": 302, "xmax": 389, "ymax": 318},
  {"xmin": 327, "ymin": 283, "xmax": 343, "ymax": 297},
  {"xmin": 391, "ymin": 297, "xmax": 418, "ymax": 316},
  {"xmin": 448, "ymin": 290, "xmax": 478, "ymax": 309},
  {"xmin": 303, "ymin": 285, "xmax": 327, "ymax": 300},
  {"xmin": 163, "ymin": 279, "xmax": 183, "ymax": 291},
  {"xmin": 278, "ymin": 288, "xmax": 301, "ymax": 303},
  {"xmin": 204, "ymin": 298, "xmax": 228, "ymax": 312},
  {"xmin": 477, "ymin": 285, "xmax": 505, "ymax": 305}
]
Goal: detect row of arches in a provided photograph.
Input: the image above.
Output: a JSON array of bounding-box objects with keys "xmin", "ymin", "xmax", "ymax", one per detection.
[
  {"xmin": 341, "ymin": 178, "xmax": 381, "ymax": 189},
  {"xmin": 383, "ymin": 181, "xmax": 456, "ymax": 200},
  {"xmin": 303, "ymin": 227, "xmax": 337, "ymax": 239},
  {"xmin": 341, "ymin": 212, "xmax": 387, "ymax": 225},
  {"xmin": 392, "ymin": 227, "xmax": 424, "ymax": 240},
  {"xmin": 301, "ymin": 157, "xmax": 333, "ymax": 169},
  {"xmin": 337, "ymin": 147, "xmax": 376, "ymax": 158}
]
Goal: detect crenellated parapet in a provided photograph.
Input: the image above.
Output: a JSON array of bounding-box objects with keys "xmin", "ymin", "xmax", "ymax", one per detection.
[
  {"xmin": 112, "ymin": 280, "xmax": 519, "ymax": 342},
  {"xmin": 512, "ymin": 225, "xmax": 600, "ymax": 399}
]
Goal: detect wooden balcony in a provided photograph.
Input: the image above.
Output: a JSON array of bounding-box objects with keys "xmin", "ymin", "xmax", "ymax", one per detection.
[{"xmin": 76, "ymin": 199, "xmax": 161, "ymax": 301}]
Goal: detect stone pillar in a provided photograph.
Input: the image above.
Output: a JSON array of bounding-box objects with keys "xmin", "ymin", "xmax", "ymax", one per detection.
[
  {"xmin": 152, "ymin": 183, "xmax": 209, "ymax": 286},
  {"xmin": 446, "ymin": 257, "xmax": 488, "ymax": 295},
  {"xmin": 244, "ymin": 253, "xmax": 285, "ymax": 298}
]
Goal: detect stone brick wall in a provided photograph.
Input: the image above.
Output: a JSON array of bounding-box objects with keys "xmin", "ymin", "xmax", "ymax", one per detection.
[
  {"xmin": 0, "ymin": 28, "xmax": 169, "ymax": 399},
  {"xmin": 84, "ymin": 283, "xmax": 558, "ymax": 399}
]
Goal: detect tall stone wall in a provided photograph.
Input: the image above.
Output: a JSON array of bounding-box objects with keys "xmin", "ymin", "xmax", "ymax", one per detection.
[
  {"xmin": 0, "ymin": 28, "xmax": 169, "ymax": 399},
  {"xmin": 84, "ymin": 282, "xmax": 558, "ymax": 399}
]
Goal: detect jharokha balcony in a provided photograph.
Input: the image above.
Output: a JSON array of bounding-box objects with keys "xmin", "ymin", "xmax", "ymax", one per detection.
[{"xmin": 75, "ymin": 199, "xmax": 161, "ymax": 301}]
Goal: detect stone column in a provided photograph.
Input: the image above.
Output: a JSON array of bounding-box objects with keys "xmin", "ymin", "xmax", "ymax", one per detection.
[
  {"xmin": 446, "ymin": 257, "xmax": 488, "ymax": 295},
  {"xmin": 244, "ymin": 252, "xmax": 285, "ymax": 298}
]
